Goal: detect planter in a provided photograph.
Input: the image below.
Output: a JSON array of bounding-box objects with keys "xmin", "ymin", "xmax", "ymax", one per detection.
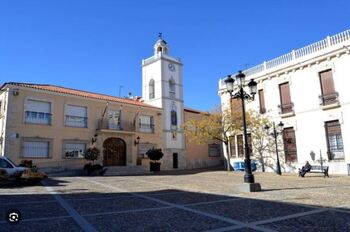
[{"xmin": 150, "ymin": 162, "xmax": 161, "ymax": 172}]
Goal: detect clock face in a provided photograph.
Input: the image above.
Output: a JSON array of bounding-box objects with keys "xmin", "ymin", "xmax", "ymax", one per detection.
[{"xmin": 168, "ymin": 63, "xmax": 175, "ymax": 72}]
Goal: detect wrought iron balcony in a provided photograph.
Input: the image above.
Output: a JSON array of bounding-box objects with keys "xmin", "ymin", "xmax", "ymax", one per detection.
[
  {"xmin": 319, "ymin": 92, "xmax": 339, "ymax": 106},
  {"xmin": 97, "ymin": 119, "xmax": 135, "ymax": 132},
  {"xmin": 278, "ymin": 103, "xmax": 294, "ymax": 116}
]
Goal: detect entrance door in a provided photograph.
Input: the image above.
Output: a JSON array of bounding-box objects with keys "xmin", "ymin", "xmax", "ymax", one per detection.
[
  {"xmin": 173, "ymin": 153, "xmax": 178, "ymax": 169},
  {"xmin": 282, "ymin": 128, "xmax": 297, "ymax": 162},
  {"xmin": 103, "ymin": 138, "xmax": 126, "ymax": 166}
]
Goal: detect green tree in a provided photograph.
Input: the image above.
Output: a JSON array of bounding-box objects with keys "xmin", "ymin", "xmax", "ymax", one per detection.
[
  {"xmin": 183, "ymin": 106, "xmax": 245, "ymax": 171},
  {"xmin": 84, "ymin": 147, "xmax": 100, "ymax": 164},
  {"xmin": 247, "ymin": 111, "xmax": 274, "ymax": 172}
]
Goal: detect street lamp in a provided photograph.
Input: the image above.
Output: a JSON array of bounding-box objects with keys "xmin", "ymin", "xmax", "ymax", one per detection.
[
  {"xmin": 225, "ymin": 70, "xmax": 261, "ymax": 192},
  {"xmin": 264, "ymin": 121, "xmax": 284, "ymax": 175}
]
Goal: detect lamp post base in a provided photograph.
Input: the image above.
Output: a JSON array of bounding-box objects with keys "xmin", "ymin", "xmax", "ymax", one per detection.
[{"xmin": 239, "ymin": 183, "xmax": 262, "ymax": 192}]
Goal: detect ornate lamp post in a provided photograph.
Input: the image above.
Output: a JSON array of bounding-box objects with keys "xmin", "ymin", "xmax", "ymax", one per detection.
[
  {"xmin": 264, "ymin": 121, "xmax": 284, "ymax": 175},
  {"xmin": 225, "ymin": 70, "xmax": 261, "ymax": 192}
]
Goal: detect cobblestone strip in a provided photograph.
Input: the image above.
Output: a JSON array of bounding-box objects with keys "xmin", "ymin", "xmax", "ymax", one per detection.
[
  {"xmin": 43, "ymin": 183, "xmax": 97, "ymax": 232},
  {"xmin": 79, "ymin": 177, "xmax": 276, "ymax": 232}
]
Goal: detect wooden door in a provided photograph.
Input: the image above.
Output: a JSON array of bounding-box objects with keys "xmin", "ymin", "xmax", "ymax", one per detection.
[{"xmin": 103, "ymin": 138, "xmax": 126, "ymax": 166}]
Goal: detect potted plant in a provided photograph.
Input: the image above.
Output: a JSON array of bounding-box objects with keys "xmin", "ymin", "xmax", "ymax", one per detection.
[
  {"xmin": 83, "ymin": 147, "xmax": 106, "ymax": 175},
  {"xmin": 19, "ymin": 160, "xmax": 47, "ymax": 185},
  {"xmin": 146, "ymin": 148, "xmax": 164, "ymax": 172}
]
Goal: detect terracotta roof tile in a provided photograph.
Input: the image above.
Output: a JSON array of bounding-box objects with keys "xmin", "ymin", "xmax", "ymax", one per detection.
[{"xmin": 2, "ymin": 82, "xmax": 160, "ymax": 109}]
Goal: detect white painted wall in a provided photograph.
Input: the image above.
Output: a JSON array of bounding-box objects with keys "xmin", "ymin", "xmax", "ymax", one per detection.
[
  {"xmin": 219, "ymin": 30, "xmax": 350, "ymax": 174},
  {"xmin": 142, "ymin": 40, "xmax": 186, "ymax": 168}
]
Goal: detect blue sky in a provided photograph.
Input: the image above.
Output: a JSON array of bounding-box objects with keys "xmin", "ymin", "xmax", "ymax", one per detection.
[{"xmin": 1, "ymin": 0, "xmax": 349, "ymax": 110}]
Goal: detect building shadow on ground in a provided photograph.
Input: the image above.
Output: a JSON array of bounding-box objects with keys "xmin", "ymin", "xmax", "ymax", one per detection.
[{"xmin": 0, "ymin": 178, "xmax": 349, "ymax": 232}]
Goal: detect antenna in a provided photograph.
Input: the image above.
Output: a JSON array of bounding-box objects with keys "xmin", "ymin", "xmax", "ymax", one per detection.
[{"xmin": 118, "ymin": 85, "xmax": 123, "ymax": 97}]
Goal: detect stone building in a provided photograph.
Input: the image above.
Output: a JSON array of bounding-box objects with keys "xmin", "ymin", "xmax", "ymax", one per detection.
[{"xmin": 219, "ymin": 29, "xmax": 350, "ymax": 174}]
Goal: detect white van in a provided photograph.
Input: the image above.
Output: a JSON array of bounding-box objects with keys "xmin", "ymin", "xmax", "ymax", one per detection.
[{"xmin": 0, "ymin": 156, "xmax": 28, "ymax": 178}]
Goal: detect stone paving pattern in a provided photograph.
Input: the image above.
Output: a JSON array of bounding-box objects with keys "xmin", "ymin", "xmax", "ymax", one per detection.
[{"xmin": 0, "ymin": 170, "xmax": 349, "ymax": 231}]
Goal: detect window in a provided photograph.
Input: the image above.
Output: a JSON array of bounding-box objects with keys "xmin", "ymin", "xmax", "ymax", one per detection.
[
  {"xmin": 0, "ymin": 159, "xmax": 13, "ymax": 168},
  {"xmin": 64, "ymin": 142, "xmax": 86, "ymax": 158},
  {"xmin": 230, "ymin": 138, "xmax": 236, "ymax": 157},
  {"xmin": 319, "ymin": 70, "xmax": 338, "ymax": 106},
  {"xmin": 282, "ymin": 127, "xmax": 297, "ymax": 162},
  {"xmin": 108, "ymin": 110, "xmax": 121, "ymax": 130},
  {"xmin": 171, "ymin": 110, "xmax": 177, "ymax": 126},
  {"xmin": 325, "ymin": 120, "xmax": 344, "ymax": 160},
  {"xmin": 258, "ymin": 89, "xmax": 266, "ymax": 114},
  {"xmin": 237, "ymin": 134, "xmax": 244, "ymax": 157},
  {"xmin": 22, "ymin": 139, "xmax": 51, "ymax": 158},
  {"xmin": 139, "ymin": 115, "xmax": 154, "ymax": 133},
  {"xmin": 149, "ymin": 79, "xmax": 155, "ymax": 99},
  {"xmin": 65, "ymin": 105, "xmax": 87, "ymax": 128},
  {"xmin": 25, "ymin": 99, "xmax": 52, "ymax": 125},
  {"xmin": 278, "ymin": 82, "xmax": 294, "ymax": 114},
  {"xmin": 169, "ymin": 79, "xmax": 176, "ymax": 99}
]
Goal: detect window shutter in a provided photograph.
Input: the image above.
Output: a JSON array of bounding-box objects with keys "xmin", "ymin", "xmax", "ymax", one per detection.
[
  {"xmin": 230, "ymin": 138, "xmax": 236, "ymax": 157},
  {"xmin": 279, "ymin": 83, "xmax": 291, "ymax": 105},
  {"xmin": 237, "ymin": 134, "xmax": 244, "ymax": 157},
  {"xmin": 66, "ymin": 105, "xmax": 87, "ymax": 117},
  {"xmin": 23, "ymin": 141, "xmax": 49, "ymax": 158},
  {"xmin": 27, "ymin": 100, "xmax": 51, "ymax": 113},
  {"xmin": 258, "ymin": 89, "xmax": 265, "ymax": 112},
  {"xmin": 319, "ymin": 70, "xmax": 335, "ymax": 95}
]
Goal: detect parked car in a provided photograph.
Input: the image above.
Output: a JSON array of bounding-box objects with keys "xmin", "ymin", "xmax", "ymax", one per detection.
[{"xmin": 0, "ymin": 156, "xmax": 28, "ymax": 179}]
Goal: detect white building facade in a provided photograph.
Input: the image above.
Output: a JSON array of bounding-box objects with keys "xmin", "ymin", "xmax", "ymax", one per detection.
[{"xmin": 219, "ymin": 29, "xmax": 350, "ymax": 174}]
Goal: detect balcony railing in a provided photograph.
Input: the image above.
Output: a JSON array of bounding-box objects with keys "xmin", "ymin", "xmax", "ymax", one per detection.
[
  {"xmin": 319, "ymin": 92, "xmax": 339, "ymax": 106},
  {"xmin": 65, "ymin": 115, "xmax": 88, "ymax": 128},
  {"xmin": 97, "ymin": 119, "xmax": 135, "ymax": 132},
  {"xmin": 25, "ymin": 111, "xmax": 52, "ymax": 125},
  {"xmin": 278, "ymin": 103, "xmax": 294, "ymax": 115},
  {"xmin": 139, "ymin": 123, "xmax": 155, "ymax": 133},
  {"xmin": 218, "ymin": 29, "xmax": 350, "ymax": 83}
]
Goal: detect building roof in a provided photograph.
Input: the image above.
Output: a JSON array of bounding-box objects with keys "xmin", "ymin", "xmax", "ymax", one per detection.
[
  {"xmin": 184, "ymin": 107, "xmax": 209, "ymax": 115},
  {"xmin": 1, "ymin": 82, "xmax": 161, "ymax": 109}
]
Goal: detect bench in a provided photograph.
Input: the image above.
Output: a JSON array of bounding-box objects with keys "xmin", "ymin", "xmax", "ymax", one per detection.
[{"xmin": 299, "ymin": 165, "xmax": 329, "ymax": 178}]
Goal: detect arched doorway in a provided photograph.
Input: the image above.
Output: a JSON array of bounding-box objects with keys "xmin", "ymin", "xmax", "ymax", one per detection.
[{"xmin": 103, "ymin": 137, "xmax": 126, "ymax": 166}]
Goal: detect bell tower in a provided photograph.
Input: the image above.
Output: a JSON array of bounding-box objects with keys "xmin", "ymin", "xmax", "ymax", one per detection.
[{"xmin": 141, "ymin": 34, "xmax": 185, "ymax": 169}]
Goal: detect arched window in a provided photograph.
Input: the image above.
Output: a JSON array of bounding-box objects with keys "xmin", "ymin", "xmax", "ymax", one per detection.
[
  {"xmin": 149, "ymin": 79, "xmax": 155, "ymax": 99},
  {"xmin": 171, "ymin": 110, "xmax": 177, "ymax": 126},
  {"xmin": 169, "ymin": 79, "xmax": 175, "ymax": 99}
]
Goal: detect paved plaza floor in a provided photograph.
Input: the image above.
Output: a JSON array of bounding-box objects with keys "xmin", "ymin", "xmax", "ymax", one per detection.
[{"xmin": 1, "ymin": 169, "xmax": 350, "ymax": 231}]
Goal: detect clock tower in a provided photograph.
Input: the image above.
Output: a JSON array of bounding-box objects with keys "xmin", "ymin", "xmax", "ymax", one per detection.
[{"xmin": 142, "ymin": 35, "xmax": 185, "ymax": 169}]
